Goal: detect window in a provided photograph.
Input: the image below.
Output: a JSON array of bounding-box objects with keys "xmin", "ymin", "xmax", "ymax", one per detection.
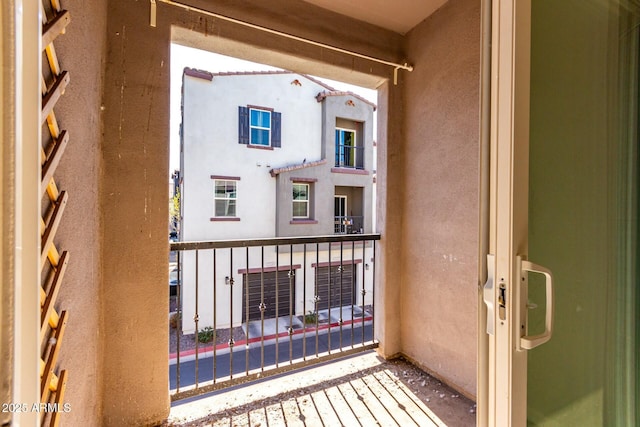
[
  {"xmin": 214, "ymin": 180, "xmax": 237, "ymax": 217},
  {"xmin": 250, "ymin": 108, "xmax": 271, "ymax": 146},
  {"xmin": 292, "ymin": 183, "xmax": 309, "ymax": 218},
  {"xmin": 238, "ymin": 106, "xmax": 282, "ymax": 147},
  {"xmin": 335, "ymin": 128, "xmax": 357, "ymax": 168}
]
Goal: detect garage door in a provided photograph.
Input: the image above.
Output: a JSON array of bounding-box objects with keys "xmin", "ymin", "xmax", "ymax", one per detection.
[
  {"xmin": 314, "ymin": 264, "xmax": 355, "ymax": 309},
  {"xmin": 242, "ymin": 271, "xmax": 295, "ymax": 322}
]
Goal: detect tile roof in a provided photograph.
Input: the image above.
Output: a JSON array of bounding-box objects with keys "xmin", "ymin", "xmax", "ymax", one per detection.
[
  {"xmin": 182, "ymin": 68, "xmax": 376, "ymax": 109},
  {"xmin": 270, "ymin": 159, "xmax": 327, "ymax": 177},
  {"xmin": 315, "ymin": 90, "xmax": 377, "ymax": 111}
]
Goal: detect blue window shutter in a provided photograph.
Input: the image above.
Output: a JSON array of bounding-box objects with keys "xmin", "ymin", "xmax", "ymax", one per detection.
[
  {"xmin": 271, "ymin": 111, "xmax": 282, "ymax": 148},
  {"xmin": 238, "ymin": 106, "xmax": 249, "ymax": 144}
]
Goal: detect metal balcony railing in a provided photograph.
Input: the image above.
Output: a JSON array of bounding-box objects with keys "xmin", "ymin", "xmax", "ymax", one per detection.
[
  {"xmin": 169, "ymin": 233, "xmax": 380, "ymax": 401},
  {"xmin": 335, "ymin": 144, "xmax": 364, "ymax": 169},
  {"xmin": 334, "ymin": 215, "xmax": 364, "ymax": 234}
]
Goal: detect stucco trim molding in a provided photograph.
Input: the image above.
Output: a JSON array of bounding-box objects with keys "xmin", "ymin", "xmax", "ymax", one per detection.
[
  {"xmin": 238, "ymin": 264, "xmax": 302, "ymax": 275},
  {"xmin": 270, "ymin": 159, "xmax": 327, "ymax": 177},
  {"xmin": 210, "ymin": 217, "xmax": 241, "ymax": 222},
  {"xmin": 211, "ymin": 175, "xmax": 241, "ymax": 181},
  {"xmin": 289, "ymin": 219, "xmax": 318, "ymax": 225},
  {"xmin": 311, "ymin": 259, "xmax": 363, "ymax": 268},
  {"xmin": 247, "ymin": 144, "xmax": 274, "ymax": 151},
  {"xmin": 290, "ymin": 177, "xmax": 318, "ymax": 182},
  {"xmin": 331, "ymin": 167, "xmax": 369, "ymax": 175}
]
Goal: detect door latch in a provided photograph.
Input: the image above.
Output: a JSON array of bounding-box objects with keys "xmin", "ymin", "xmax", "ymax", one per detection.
[{"xmin": 498, "ymin": 282, "xmax": 507, "ymax": 321}]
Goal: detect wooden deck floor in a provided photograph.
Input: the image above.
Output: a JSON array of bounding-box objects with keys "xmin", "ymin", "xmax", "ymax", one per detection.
[{"xmin": 166, "ymin": 352, "xmax": 476, "ymax": 426}]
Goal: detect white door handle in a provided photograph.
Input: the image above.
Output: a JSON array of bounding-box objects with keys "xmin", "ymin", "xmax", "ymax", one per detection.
[
  {"xmin": 518, "ymin": 258, "xmax": 554, "ymax": 350},
  {"xmin": 483, "ymin": 254, "xmax": 495, "ymax": 335}
]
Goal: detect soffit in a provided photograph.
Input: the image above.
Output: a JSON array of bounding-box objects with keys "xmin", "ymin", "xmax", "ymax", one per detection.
[{"xmin": 300, "ymin": 0, "xmax": 448, "ymax": 34}]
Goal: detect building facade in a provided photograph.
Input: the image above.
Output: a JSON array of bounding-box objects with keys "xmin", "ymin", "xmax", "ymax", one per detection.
[{"xmin": 180, "ymin": 70, "xmax": 376, "ymax": 331}]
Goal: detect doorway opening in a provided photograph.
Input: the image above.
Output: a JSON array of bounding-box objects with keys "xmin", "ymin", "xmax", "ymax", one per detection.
[{"xmin": 168, "ymin": 42, "xmax": 382, "ymax": 400}]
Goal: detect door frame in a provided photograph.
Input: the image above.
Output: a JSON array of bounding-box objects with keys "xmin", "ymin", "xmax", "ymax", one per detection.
[{"xmin": 483, "ymin": 0, "xmax": 532, "ymax": 425}]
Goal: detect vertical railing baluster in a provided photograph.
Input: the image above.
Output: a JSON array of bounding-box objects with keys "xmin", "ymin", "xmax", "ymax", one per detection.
[
  {"xmin": 245, "ymin": 247, "xmax": 250, "ymax": 375},
  {"xmin": 327, "ymin": 243, "xmax": 331, "ymax": 354},
  {"xmin": 339, "ymin": 241, "xmax": 344, "ymax": 352},
  {"xmin": 194, "ymin": 249, "xmax": 200, "ymax": 390},
  {"xmin": 213, "ymin": 249, "xmax": 217, "ymax": 383},
  {"xmin": 288, "ymin": 244, "xmax": 294, "ymax": 364},
  {"xmin": 351, "ymin": 240, "xmax": 356, "ymax": 348},
  {"xmin": 314, "ymin": 243, "xmax": 319, "ymax": 357},
  {"xmin": 176, "ymin": 250, "xmax": 182, "ymax": 392},
  {"xmin": 275, "ymin": 245, "xmax": 279, "ymax": 368},
  {"xmin": 372, "ymin": 240, "xmax": 376, "ymax": 343},
  {"xmin": 361, "ymin": 239, "xmax": 366, "ymax": 347},
  {"xmin": 229, "ymin": 248, "xmax": 234, "ymax": 379},
  {"xmin": 260, "ymin": 246, "xmax": 265, "ymax": 372},
  {"xmin": 302, "ymin": 244, "xmax": 307, "ymax": 361}
]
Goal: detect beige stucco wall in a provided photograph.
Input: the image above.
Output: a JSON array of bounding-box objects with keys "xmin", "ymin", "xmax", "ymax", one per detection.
[
  {"xmin": 43, "ymin": 1, "xmax": 108, "ymax": 425},
  {"xmin": 101, "ymin": 1, "xmax": 172, "ymax": 425},
  {"xmin": 39, "ymin": 0, "xmax": 480, "ymax": 423},
  {"xmin": 399, "ymin": 0, "xmax": 481, "ymax": 398}
]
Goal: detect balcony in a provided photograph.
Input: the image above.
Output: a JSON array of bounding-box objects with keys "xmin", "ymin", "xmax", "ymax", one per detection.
[
  {"xmin": 334, "ymin": 215, "xmax": 364, "ymax": 234},
  {"xmin": 335, "ymin": 144, "xmax": 364, "ymax": 169},
  {"xmin": 170, "ymin": 234, "xmax": 379, "ymax": 401},
  {"xmin": 166, "ymin": 351, "xmax": 476, "ymax": 426}
]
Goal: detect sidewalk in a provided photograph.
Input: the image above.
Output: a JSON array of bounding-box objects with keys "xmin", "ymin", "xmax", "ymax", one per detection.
[{"xmin": 170, "ymin": 305, "xmax": 372, "ymax": 364}]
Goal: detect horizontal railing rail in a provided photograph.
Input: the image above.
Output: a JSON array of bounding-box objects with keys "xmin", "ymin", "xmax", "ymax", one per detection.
[
  {"xmin": 170, "ymin": 233, "xmax": 379, "ymax": 252},
  {"xmin": 169, "ymin": 233, "xmax": 380, "ymax": 401}
]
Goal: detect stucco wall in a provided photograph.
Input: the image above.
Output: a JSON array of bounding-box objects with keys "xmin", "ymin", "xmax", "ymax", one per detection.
[
  {"xmin": 49, "ymin": 1, "xmax": 108, "ymax": 424},
  {"xmin": 101, "ymin": 0, "xmax": 171, "ymax": 424},
  {"xmin": 400, "ymin": 0, "xmax": 481, "ymax": 397},
  {"xmin": 98, "ymin": 0, "xmax": 400, "ymax": 423},
  {"xmin": 94, "ymin": 0, "xmax": 480, "ymax": 422}
]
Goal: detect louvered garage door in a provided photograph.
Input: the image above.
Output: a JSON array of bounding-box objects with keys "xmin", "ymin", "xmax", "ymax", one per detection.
[
  {"xmin": 314, "ymin": 265, "xmax": 355, "ymax": 309},
  {"xmin": 243, "ymin": 271, "xmax": 295, "ymax": 322}
]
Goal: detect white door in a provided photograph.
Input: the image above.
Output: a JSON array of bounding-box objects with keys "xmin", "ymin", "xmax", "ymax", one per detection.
[{"xmin": 486, "ymin": 1, "xmax": 639, "ymax": 425}]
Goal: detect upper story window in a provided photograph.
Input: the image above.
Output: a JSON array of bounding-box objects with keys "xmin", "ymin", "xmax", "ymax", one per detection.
[
  {"xmin": 238, "ymin": 106, "xmax": 281, "ymax": 148},
  {"xmin": 335, "ymin": 128, "xmax": 361, "ymax": 169},
  {"xmin": 214, "ymin": 179, "xmax": 237, "ymax": 217},
  {"xmin": 292, "ymin": 183, "xmax": 310, "ymax": 218},
  {"xmin": 250, "ymin": 108, "xmax": 271, "ymax": 146}
]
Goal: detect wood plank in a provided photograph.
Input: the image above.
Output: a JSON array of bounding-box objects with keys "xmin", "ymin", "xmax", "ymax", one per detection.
[
  {"xmin": 42, "ymin": 10, "xmax": 70, "ymax": 48},
  {"xmin": 361, "ymin": 373, "xmax": 424, "ymax": 427},
  {"xmin": 40, "ymin": 251, "xmax": 69, "ymax": 341},
  {"xmin": 41, "ymin": 130, "xmax": 69, "ymax": 191},
  {"xmin": 46, "ymin": 177, "xmax": 60, "ymax": 202},
  {"xmin": 45, "ymin": 44, "xmax": 61, "ymax": 77},
  {"xmin": 46, "ymin": 110, "xmax": 61, "ymax": 139},
  {"xmin": 41, "ymin": 74, "xmax": 48, "ymax": 96},
  {"xmin": 50, "ymin": 0, "xmax": 62, "ymax": 13},
  {"xmin": 41, "ymin": 71, "xmax": 69, "ymax": 123},
  {"xmin": 50, "ymin": 370, "xmax": 68, "ymax": 427},
  {"xmin": 40, "ymin": 191, "xmax": 68, "ymax": 269},
  {"xmin": 41, "ymin": 310, "xmax": 68, "ymax": 402},
  {"xmin": 346, "ymin": 377, "xmax": 399, "ymax": 426}
]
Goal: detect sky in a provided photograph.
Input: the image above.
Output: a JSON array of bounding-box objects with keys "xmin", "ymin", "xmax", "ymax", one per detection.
[{"xmin": 169, "ymin": 44, "xmax": 377, "ymax": 172}]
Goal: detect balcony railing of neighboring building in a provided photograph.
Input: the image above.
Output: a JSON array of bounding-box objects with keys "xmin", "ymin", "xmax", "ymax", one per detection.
[
  {"xmin": 334, "ymin": 144, "xmax": 364, "ymax": 169},
  {"xmin": 334, "ymin": 216, "xmax": 364, "ymax": 235},
  {"xmin": 169, "ymin": 233, "xmax": 380, "ymax": 402}
]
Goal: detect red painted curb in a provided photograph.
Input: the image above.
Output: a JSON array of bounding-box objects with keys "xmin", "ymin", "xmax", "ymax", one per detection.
[{"xmin": 169, "ymin": 316, "xmax": 372, "ymax": 360}]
